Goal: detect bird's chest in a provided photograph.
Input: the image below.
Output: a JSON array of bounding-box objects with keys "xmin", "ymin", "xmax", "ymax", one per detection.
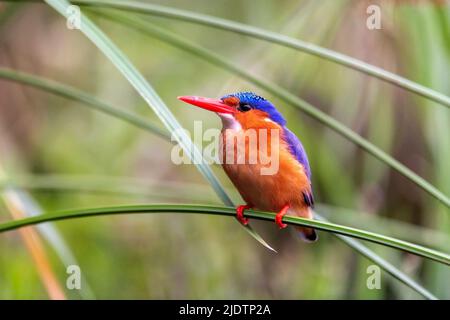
[{"xmin": 219, "ymin": 129, "xmax": 309, "ymax": 211}]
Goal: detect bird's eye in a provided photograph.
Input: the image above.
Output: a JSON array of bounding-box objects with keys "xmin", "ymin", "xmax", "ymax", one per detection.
[{"xmin": 238, "ymin": 103, "xmax": 252, "ymax": 112}]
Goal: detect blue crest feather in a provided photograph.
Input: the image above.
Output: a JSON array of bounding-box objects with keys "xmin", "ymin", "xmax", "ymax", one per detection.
[{"xmin": 221, "ymin": 92, "xmax": 287, "ymax": 126}]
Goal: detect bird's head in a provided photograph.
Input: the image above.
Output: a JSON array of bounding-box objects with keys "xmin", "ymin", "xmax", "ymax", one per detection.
[{"xmin": 178, "ymin": 92, "xmax": 286, "ymax": 129}]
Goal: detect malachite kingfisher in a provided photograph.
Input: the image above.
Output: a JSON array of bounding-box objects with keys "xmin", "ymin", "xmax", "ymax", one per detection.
[{"xmin": 178, "ymin": 92, "xmax": 317, "ymax": 242}]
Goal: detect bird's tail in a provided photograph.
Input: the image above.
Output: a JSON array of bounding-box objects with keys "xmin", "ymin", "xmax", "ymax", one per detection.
[
  {"xmin": 297, "ymin": 226, "xmax": 318, "ymax": 242},
  {"xmin": 294, "ymin": 207, "xmax": 318, "ymax": 242}
]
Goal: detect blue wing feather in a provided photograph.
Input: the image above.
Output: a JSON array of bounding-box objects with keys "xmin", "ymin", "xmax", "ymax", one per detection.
[
  {"xmin": 283, "ymin": 128, "xmax": 314, "ymax": 207},
  {"xmin": 282, "ymin": 127, "xmax": 312, "ymax": 180}
]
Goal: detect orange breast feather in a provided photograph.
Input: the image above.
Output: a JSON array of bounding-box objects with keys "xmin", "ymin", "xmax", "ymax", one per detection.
[{"xmin": 220, "ymin": 110, "xmax": 312, "ymax": 218}]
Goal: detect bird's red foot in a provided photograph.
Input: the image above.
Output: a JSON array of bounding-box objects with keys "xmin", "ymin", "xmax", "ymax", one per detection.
[
  {"xmin": 275, "ymin": 205, "xmax": 290, "ymax": 229},
  {"xmin": 236, "ymin": 204, "xmax": 252, "ymax": 225}
]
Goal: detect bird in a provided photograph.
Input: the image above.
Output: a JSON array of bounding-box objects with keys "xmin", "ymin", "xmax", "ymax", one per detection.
[{"xmin": 178, "ymin": 92, "xmax": 317, "ymax": 242}]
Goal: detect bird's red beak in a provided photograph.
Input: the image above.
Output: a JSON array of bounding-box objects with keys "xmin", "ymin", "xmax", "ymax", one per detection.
[{"xmin": 178, "ymin": 96, "xmax": 235, "ymax": 114}]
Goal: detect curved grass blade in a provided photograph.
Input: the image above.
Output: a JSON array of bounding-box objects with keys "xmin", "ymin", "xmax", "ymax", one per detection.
[
  {"xmin": 0, "ymin": 204, "xmax": 448, "ymax": 266},
  {"xmin": 317, "ymin": 204, "xmax": 450, "ymax": 251},
  {"xmin": 0, "ymin": 174, "xmax": 219, "ymax": 202},
  {"xmin": 0, "ymin": 68, "xmax": 169, "ymax": 140},
  {"xmin": 44, "ymin": 0, "xmax": 276, "ymax": 252},
  {"xmin": 2, "ymin": 188, "xmax": 96, "ymax": 299},
  {"xmin": 4, "ymin": 174, "xmax": 450, "ymax": 250},
  {"xmin": 95, "ymin": 12, "xmax": 450, "ymax": 208},
  {"xmin": 0, "ymin": 172, "xmax": 66, "ymax": 299},
  {"xmin": 314, "ymin": 212, "xmax": 438, "ymax": 300},
  {"xmin": 71, "ymin": 0, "xmax": 450, "ymax": 108}
]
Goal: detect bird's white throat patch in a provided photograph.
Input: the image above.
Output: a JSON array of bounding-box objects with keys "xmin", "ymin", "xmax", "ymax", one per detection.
[{"xmin": 218, "ymin": 113, "xmax": 242, "ymax": 131}]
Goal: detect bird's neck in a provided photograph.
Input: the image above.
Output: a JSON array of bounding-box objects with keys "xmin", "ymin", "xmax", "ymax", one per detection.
[{"xmin": 219, "ymin": 113, "xmax": 242, "ymax": 131}]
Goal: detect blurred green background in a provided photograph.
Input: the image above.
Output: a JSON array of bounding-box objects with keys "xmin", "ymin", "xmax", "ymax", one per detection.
[{"xmin": 0, "ymin": 0, "xmax": 448, "ymax": 299}]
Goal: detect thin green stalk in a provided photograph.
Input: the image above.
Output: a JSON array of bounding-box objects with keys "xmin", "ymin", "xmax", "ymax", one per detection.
[
  {"xmin": 70, "ymin": 0, "xmax": 450, "ymax": 108},
  {"xmin": 0, "ymin": 68, "xmax": 218, "ymax": 164},
  {"xmin": 317, "ymin": 204, "xmax": 450, "ymax": 251},
  {"xmin": 0, "ymin": 174, "xmax": 217, "ymax": 202},
  {"xmin": 4, "ymin": 174, "xmax": 449, "ymax": 250},
  {"xmin": 96, "ymin": 12, "xmax": 450, "ymax": 208},
  {"xmin": 0, "ymin": 188, "xmax": 96, "ymax": 299},
  {"xmin": 0, "ymin": 204, "xmax": 448, "ymax": 267},
  {"xmin": 0, "ymin": 68, "xmax": 169, "ymax": 140},
  {"xmin": 0, "ymin": 6, "xmax": 100, "ymax": 291},
  {"xmin": 313, "ymin": 213, "xmax": 439, "ymax": 301},
  {"xmin": 44, "ymin": 0, "xmax": 275, "ymax": 252}
]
